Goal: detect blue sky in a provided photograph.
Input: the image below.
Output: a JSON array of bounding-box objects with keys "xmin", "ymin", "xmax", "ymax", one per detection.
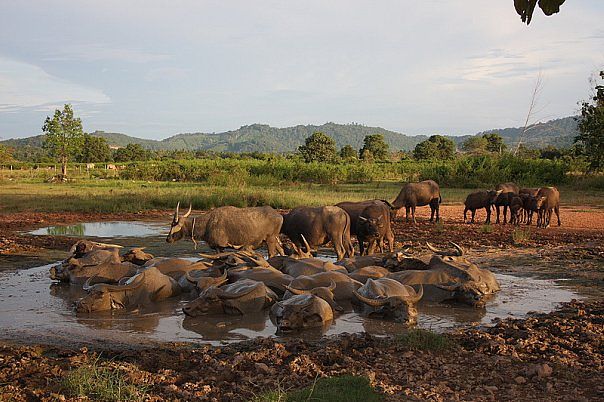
[{"xmin": 1, "ymin": 1, "xmax": 603, "ymax": 139}]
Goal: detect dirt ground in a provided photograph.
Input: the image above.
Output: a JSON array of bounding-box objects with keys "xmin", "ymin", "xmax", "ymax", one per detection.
[{"xmin": 0, "ymin": 204, "xmax": 603, "ymax": 400}]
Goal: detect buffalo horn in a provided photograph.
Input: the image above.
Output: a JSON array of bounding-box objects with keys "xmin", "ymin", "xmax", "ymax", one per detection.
[
  {"xmin": 218, "ymin": 283, "xmax": 258, "ymax": 299},
  {"xmin": 300, "ymin": 234, "xmax": 312, "ymax": 254},
  {"xmin": 184, "ymin": 270, "xmax": 199, "ymax": 285},
  {"xmin": 352, "ymin": 289, "xmax": 388, "ymax": 307},
  {"xmin": 214, "ymin": 269, "xmax": 228, "ymax": 285},
  {"xmin": 174, "ymin": 201, "xmax": 180, "ymax": 221},
  {"xmin": 406, "ymin": 284, "xmax": 424, "ymax": 303},
  {"xmin": 327, "ymin": 280, "xmax": 337, "ymax": 292},
  {"xmin": 182, "ymin": 203, "xmax": 192, "ymax": 218},
  {"xmin": 426, "ymin": 242, "xmax": 441, "ymax": 253},
  {"xmin": 94, "ymin": 274, "xmax": 145, "ymax": 292},
  {"xmin": 450, "ymin": 242, "xmax": 464, "ymax": 256}
]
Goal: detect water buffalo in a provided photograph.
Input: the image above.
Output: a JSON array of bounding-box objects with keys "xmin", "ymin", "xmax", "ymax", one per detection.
[
  {"xmin": 392, "ymin": 180, "xmax": 441, "ymax": 224},
  {"xmin": 183, "ymin": 268, "xmax": 229, "ymax": 292},
  {"xmin": 347, "ymin": 266, "xmax": 391, "ymax": 283},
  {"xmin": 286, "ymin": 271, "xmax": 362, "ymax": 301},
  {"xmin": 463, "ymin": 190, "xmax": 502, "ymax": 224},
  {"xmin": 519, "ymin": 188, "xmax": 540, "ymax": 223},
  {"xmin": 121, "ymin": 248, "xmax": 154, "ymax": 266},
  {"xmin": 335, "ymin": 200, "xmax": 395, "ymax": 254},
  {"xmin": 228, "ymin": 267, "xmax": 294, "ymax": 294},
  {"xmin": 336, "ymin": 249, "xmax": 421, "ymax": 272},
  {"xmin": 388, "ymin": 243, "xmax": 500, "ymax": 307},
  {"xmin": 281, "ymin": 206, "xmax": 354, "ymax": 260},
  {"xmin": 76, "ymin": 266, "xmax": 181, "ymax": 313},
  {"xmin": 270, "ymin": 291, "xmax": 335, "ymax": 333},
  {"xmin": 182, "ymin": 279, "xmax": 278, "ymax": 317},
  {"xmin": 284, "ymin": 280, "xmax": 343, "ymax": 312},
  {"xmin": 494, "ymin": 192, "xmax": 516, "ymax": 224},
  {"xmin": 509, "ymin": 195, "xmax": 524, "ymax": 226},
  {"xmin": 536, "ymin": 187, "xmax": 561, "ymax": 228},
  {"xmin": 143, "ymin": 258, "xmax": 212, "ymax": 280},
  {"xmin": 357, "ymin": 204, "xmax": 395, "ymax": 255},
  {"xmin": 353, "ymin": 278, "xmax": 423, "ymax": 324},
  {"xmin": 496, "ymin": 182, "xmax": 520, "ymax": 195},
  {"xmin": 167, "ymin": 203, "xmax": 285, "ymax": 257},
  {"xmin": 50, "ymin": 260, "xmax": 138, "ymax": 285},
  {"xmin": 280, "ymin": 257, "xmax": 347, "ymax": 277}
]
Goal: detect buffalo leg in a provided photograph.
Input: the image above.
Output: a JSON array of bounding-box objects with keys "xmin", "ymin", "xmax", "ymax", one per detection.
[
  {"xmin": 464, "ymin": 207, "xmax": 468, "ymax": 223},
  {"xmin": 555, "ymin": 206, "xmax": 561, "ymax": 226},
  {"xmin": 503, "ymin": 205, "xmax": 508, "ymax": 224},
  {"xmin": 405, "ymin": 207, "xmax": 410, "ymax": 223},
  {"xmin": 471, "ymin": 209, "xmax": 476, "ymax": 223},
  {"xmin": 496, "ymin": 206, "xmax": 501, "ymax": 224},
  {"xmin": 485, "ymin": 207, "xmax": 491, "ymax": 224},
  {"xmin": 386, "ymin": 229, "xmax": 395, "ymax": 252},
  {"xmin": 412, "ymin": 206, "xmax": 417, "ymax": 224}
]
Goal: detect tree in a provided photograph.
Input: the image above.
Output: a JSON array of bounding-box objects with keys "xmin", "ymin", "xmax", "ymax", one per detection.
[
  {"xmin": 113, "ymin": 143, "xmax": 150, "ymax": 162},
  {"xmin": 297, "ymin": 132, "xmax": 337, "ymax": 163},
  {"xmin": 576, "ymin": 70, "xmax": 604, "ymax": 171},
  {"xmin": 77, "ymin": 134, "xmax": 112, "ymax": 163},
  {"xmin": 515, "ymin": 0, "xmax": 566, "ymax": 25},
  {"xmin": 413, "ymin": 135, "xmax": 456, "ymax": 160},
  {"xmin": 42, "ymin": 104, "xmax": 84, "ymax": 180},
  {"xmin": 0, "ymin": 144, "xmax": 14, "ymax": 163},
  {"xmin": 482, "ymin": 133, "xmax": 507, "ymax": 153},
  {"xmin": 461, "ymin": 136, "xmax": 488, "ymax": 154},
  {"xmin": 359, "ymin": 134, "xmax": 389, "ymax": 161},
  {"xmin": 339, "ymin": 145, "xmax": 357, "ymax": 160}
]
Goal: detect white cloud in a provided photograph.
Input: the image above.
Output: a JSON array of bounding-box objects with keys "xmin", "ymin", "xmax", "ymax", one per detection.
[
  {"xmin": 0, "ymin": 57, "xmax": 110, "ymax": 112},
  {"xmin": 44, "ymin": 44, "xmax": 169, "ymax": 63}
]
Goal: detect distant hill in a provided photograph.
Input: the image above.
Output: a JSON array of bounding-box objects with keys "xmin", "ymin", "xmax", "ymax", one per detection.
[
  {"xmin": 2, "ymin": 117, "xmax": 580, "ymax": 155},
  {"xmin": 453, "ymin": 116, "xmax": 579, "ymax": 149}
]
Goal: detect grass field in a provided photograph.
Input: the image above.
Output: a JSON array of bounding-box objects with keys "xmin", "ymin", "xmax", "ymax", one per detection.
[{"xmin": 1, "ymin": 178, "xmax": 602, "ymax": 214}]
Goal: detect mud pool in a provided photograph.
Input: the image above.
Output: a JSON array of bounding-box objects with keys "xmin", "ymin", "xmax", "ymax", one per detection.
[{"xmin": 1, "ymin": 220, "xmax": 584, "ymax": 347}]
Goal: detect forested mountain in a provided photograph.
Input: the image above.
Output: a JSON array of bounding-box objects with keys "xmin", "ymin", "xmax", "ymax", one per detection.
[{"xmin": 2, "ymin": 117, "xmax": 579, "ymax": 154}]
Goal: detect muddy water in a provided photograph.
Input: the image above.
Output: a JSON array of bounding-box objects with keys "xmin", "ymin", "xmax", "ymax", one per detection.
[
  {"xmin": 0, "ymin": 263, "xmax": 582, "ymax": 347},
  {"xmin": 4, "ymin": 220, "xmax": 582, "ymax": 347}
]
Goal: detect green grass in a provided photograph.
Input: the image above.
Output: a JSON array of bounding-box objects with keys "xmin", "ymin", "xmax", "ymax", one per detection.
[
  {"xmin": 61, "ymin": 358, "xmax": 146, "ymax": 401},
  {"xmin": 0, "ymin": 177, "xmax": 601, "ymax": 214},
  {"xmin": 512, "ymin": 227, "xmax": 532, "ymax": 244},
  {"xmin": 251, "ymin": 376, "xmax": 382, "ymax": 402},
  {"xmin": 395, "ymin": 329, "xmax": 456, "ymax": 352},
  {"xmin": 480, "ymin": 223, "xmax": 494, "ymax": 234}
]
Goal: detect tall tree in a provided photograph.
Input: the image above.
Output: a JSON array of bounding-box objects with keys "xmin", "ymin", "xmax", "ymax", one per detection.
[
  {"xmin": 297, "ymin": 132, "xmax": 337, "ymax": 163},
  {"xmin": 339, "ymin": 144, "xmax": 357, "ymax": 160},
  {"xmin": 42, "ymin": 104, "xmax": 84, "ymax": 180},
  {"xmin": 576, "ymin": 70, "xmax": 604, "ymax": 171},
  {"xmin": 359, "ymin": 134, "xmax": 389, "ymax": 161},
  {"xmin": 77, "ymin": 134, "xmax": 112, "ymax": 163},
  {"xmin": 113, "ymin": 143, "xmax": 150, "ymax": 162},
  {"xmin": 0, "ymin": 144, "xmax": 14, "ymax": 163},
  {"xmin": 482, "ymin": 133, "xmax": 507, "ymax": 153},
  {"xmin": 413, "ymin": 135, "xmax": 456, "ymax": 160},
  {"xmin": 461, "ymin": 136, "xmax": 488, "ymax": 154}
]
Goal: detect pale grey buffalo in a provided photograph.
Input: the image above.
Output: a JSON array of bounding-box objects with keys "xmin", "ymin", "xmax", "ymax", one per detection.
[
  {"xmin": 392, "ymin": 180, "xmax": 441, "ymax": 224},
  {"xmin": 166, "ymin": 203, "xmax": 284, "ymax": 257}
]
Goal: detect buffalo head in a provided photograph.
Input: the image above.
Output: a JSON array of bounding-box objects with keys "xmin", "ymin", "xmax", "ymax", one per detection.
[
  {"xmin": 166, "ymin": 202, "xmax": 192, "ymax": 243},
  {"xmin": 353, "ymin": 278, "xmax": 423, "ymax": 324},
  {"xmin": 75, "ymin": 276, "xmax": 143, "ymax": 313}
]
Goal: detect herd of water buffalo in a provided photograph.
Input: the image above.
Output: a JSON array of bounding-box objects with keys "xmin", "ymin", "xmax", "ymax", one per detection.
[{"xmin": 45, "ymin": 179, "xmax": 562, "ymax": 333}]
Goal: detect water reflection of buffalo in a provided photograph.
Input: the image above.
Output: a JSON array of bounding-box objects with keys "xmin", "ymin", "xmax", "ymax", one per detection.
[{"xmin": 182, "ymin": 311, "xmax": 269, "ymax": 341}]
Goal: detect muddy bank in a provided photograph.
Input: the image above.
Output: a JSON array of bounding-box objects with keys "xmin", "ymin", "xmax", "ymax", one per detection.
[{"xmin": 1, "ymin": 300, "xmax": 602, "ymax": 401}]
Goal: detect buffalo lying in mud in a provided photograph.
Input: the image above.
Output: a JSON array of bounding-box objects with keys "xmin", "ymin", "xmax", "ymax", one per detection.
[
  {"xmin": 286, "ymin": 271, "xmax": 362, "ymax": 301},
  {"xmin": 182, "ymin": 279, "xmax": 278, "ymax": 317},
  {"xmin": 167, "ymin": 203, "xmax": 285, "ymax": 257},
  {"xmin": 183, "ymin": 269, "xmax": 229, "ymax": 292},
  {"xmin": 336, "ymin": 200, "xmax": 395, "ymax": 255},
  {"xmin": 388, "ymin": 243, "xmax": 500, "ymax": 307},
  {"xmin": 463, "ymin": 190, "xmax": 503, "ymax": 224},
  {"xmin": 280, "ymin": 257, "xmax": 347, "ymax": 277},
  {"xmin": 281, "ymin": 206, "xmax": 354, "ymax": 260},
  {"xmin": 337, "ymin": 249, "xmax": 429, "ymax": 273},
  {"xmin": 353, "ymin": 278, "xmax": 423, "ymax": 324},
  {"xmin": 50, "ymin": 243, "xmax": 137, "ymax": 284},
  {"xmin": 392, "ymin": 180, "xmax": 441, "ymax": 224},
  {"xmin": 76, "ymin": 266, "xmax": 181, "ymax": 313},
  {"xmin": 228, "ymin": 267, "xmax": 294, "ymax": 295},
  {"xmin": 347, "ymin": 266, "xmax": 391, "ymax": 283},
  {"xmin": 270, "ymin": 284, "xmax": 338, "ymax": 333},
  {"xmin": 121, "ymin": 247, "xmax": 154, "ymax": 265}
]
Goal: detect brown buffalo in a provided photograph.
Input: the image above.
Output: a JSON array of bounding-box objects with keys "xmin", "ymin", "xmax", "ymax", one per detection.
[
  {"xmin": 536, "ymin": 187, "xmax": 561, "ymax": 228},
  {"xmin": 353, "ymin": 278, "xmax": 423, "ymax": 324},
  {"xmin": 463, "ymin": 190, "xmax": 502, "ymax": 224},
  {"xmin": 281, "ymin": 206, "xmax": 354, "ymax": 260},
  {"xmin": 167, "ymin": 203, "xmax": 284, "ymax": 257},
  {"xmin": 335, "ymin": 200, "xmax": 395, "ymax": 254},
  {"xmin": 392, "ymin": 180, "xmax": 441, "ymax": 224}
]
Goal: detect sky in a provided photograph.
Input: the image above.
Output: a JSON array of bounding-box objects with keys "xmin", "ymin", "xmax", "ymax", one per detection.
[{"xmin": 0, "ymin": 1, "xmax": 603, "ymax": 140}]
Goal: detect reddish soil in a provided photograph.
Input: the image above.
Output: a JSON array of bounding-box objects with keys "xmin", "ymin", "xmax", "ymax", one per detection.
[{"xmin": 0, "ymin": 300, "xmax": 601, "ymax": 401}]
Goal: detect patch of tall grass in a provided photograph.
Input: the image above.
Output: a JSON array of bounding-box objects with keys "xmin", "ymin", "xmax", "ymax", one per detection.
[{"xmin": 395, "ymin": 329, "xmax": 456, "ymax": 352}]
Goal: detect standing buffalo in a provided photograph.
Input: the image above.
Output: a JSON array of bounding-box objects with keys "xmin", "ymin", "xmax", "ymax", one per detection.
[
  {"xmin": 509, "ymin": 195, "xmax": 524, "ymax": 226},
  {"xmin": 536, "ymin": 187, "xmax": 561, "ymax": 228},
  {"xmin": 166, "ymin": 203, "xmax": 284, "ymax": 257},
  {"xmin": 519, "ymin": 188, "xmax": 540, "ymax": 223},
  {"xmin": 463, "ymin": 190, "xmax": 502, "ymax": 224},
  {"xmin": 496, "ymin": 182, "xmax": 520, "ymax": 195},
  {"xmin": 281, "ymin": 206, "xmax": 354, "ymax": 260},
  {"xmin": 391, "ymin": 180, "xmax": 441, "ymax": 224},
  {"xmin": 336, "ymin": 200, "xmax": 395, "ymax": 255},
  {"xmin": 493, "ymin": 192, "xmax": 516, "ymax": 224}
]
